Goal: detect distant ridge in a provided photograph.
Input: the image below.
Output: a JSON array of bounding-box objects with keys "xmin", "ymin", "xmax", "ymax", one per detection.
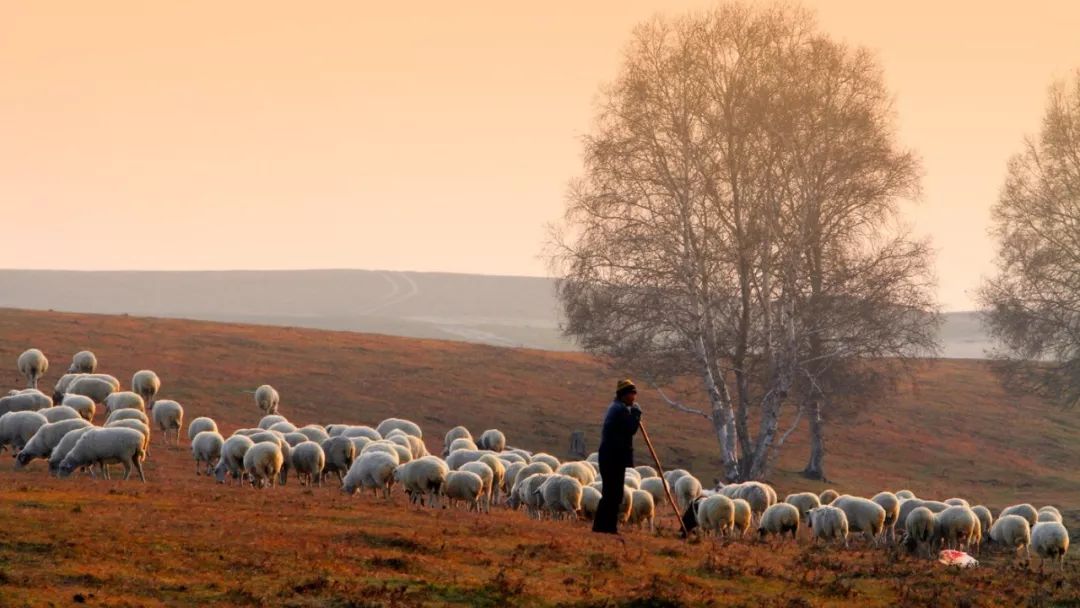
[{"xmin": 0, "ymin": 269, "xmax": 988, "ymax": 357}]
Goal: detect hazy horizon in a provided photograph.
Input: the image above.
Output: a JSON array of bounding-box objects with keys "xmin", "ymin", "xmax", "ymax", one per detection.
[{"xmin": 4, "ymin": 1, "xmax": 1079, "ymax": 311}]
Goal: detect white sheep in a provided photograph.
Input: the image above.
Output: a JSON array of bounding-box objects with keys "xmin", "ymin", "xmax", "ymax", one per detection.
[
  {"xmin": 971, "ymin": 505, "xmax": 994, "ymax": 552},
  {"xmin": 104, "ymin": 391, "xmax": 146, "ymax": 415},
  {"xmin": 582, "ymin": 485, "xmax": 602, "ymax": 520},
  {"xmin": 556, "ymin": 461, "xmax": 597, "ymax": 487},
  {"xmin": 0, "ymin": 410, "xmax": 49, "ymax": 454},
  {"xmin": 254, "ymin": 384, "xmax": 279, "ymax": 414},
  {"xmin": 215, "ymin": 434, "xmax": 255, "ymax": 484},
  {"xmin": 187, "ymin": 417, "xmax": 219, "ymax": 442},
  {"xmin": 291, "ymin": 441, "xmax": 326, "ymax": 486},
  {"xmin": 104, "ymin": 419, "xmax": 151, "ymax": 454},
  {"xmin": 935, "ymin": 506, "xmax": 980, "ymax": 552},
  {"xmin": 904, "ymin": 506, "xmax": 936, "ymax": 558},
  {"xmin": 895, "ymin": 489, "xmax": 916, "ymax": 501},
  {"xmin": 15, "ymin": 418, "xmax": 93, "ymax": 468},
  {"xmin": 898, "ymin": 498, "xmax": 950, "ymax": 528},
  {"xmin": 60, "ymin": 394, "xmax": 96, "ymax": 422},
  {"xmin": 758, "ymin": 503, "xmax": 800, "ymax": 540},
  {"xmin": 944, "ymin": 497, "xmax": 970, "ymax": 508},
  {"xmin": 342, "ymin": 451, "xmax": 397, "ymax": 498},
  {"xmin": 66, "ymin": 375, "xmax": 116, "ymax": 405},
  {"xmin": 444, "ymin": 470, "xmax": 485, "ymax": 511},
  {"xmin": 445, "ymin": 448, "xmax": 487, "ymax": 470},
  {"xmin": 530, "ymin": 452, "xmax": 560, "ymax": 471},
  {"xmin": 461, "ymin": 461, "xmax": 495, "ymax": 513},
  {"xmin": 785, "ymin": 492, "xmax": 822, "ymax": 525},
  {"xmin": 819, "ymin": 489, "xmax": 840, "ymax": 504},
  {"xmin": 732, "ymin": 498, "xmax": 752, "ymax": 538},
  {"xmin": 375, "ymin": 417, "xmax": 422, "ymax": 439},
  {"xmin": 297, "ymin": 425, "xmax": 330, "ymax": 444},
  {"xmin": 537, "ymin": 474, "xmax": 585, "ymax": 521},
  {"xmin": 1030, "ymin": 522, "xmax": 1070, "ymax": 571},
  {"xmin": 807, "ymin": 506, "xmax": 849, "ymax": 547},
  {"xmin": 871, "ymin": 491, "xmax": 901, "ymax": 542},
  {"xmin": 341, "ymin": 425, "xmax": 382, "ymax": 441},
  {"xmin": 0, "ymin": 390, "xmax": 52, "ymax": 414},
  {"xmin": 1000, "ymin": 503, "xmax": 1038, "ymax": 527},
  {"xmin": 362, "ymin": 440, "xmax": 409, "ymax": 464},
  {"xmin": 516, "ymin": 473, "xmax": 555, "ymax": 518},
  {"xmin": 257, "ymin": 414, "xmax": 288, "ymax": 430},
  {"xmin": 58, "ymin": 427, "xmax": 147, "ymax": 482},
  {"xmin": 634, "ymin": 465, "xmax": 658, "ymax": 479},
  {"xmin": 283, "ymin": 432, "xmax": 308, "ymax": 447},
  {"xmin": 320, "ymin": 436, "xmax": 356, "ymax": 484},
  {"xmin": 50, "ymin": 373, "xmax": 82, "ymax": 404},
  {"xmin": 191, "ymin": 431, "xmax": 225, "ymax": 476},
  {"xmin": 477, "ymin": 453, "xmax": 506, "ymax": 504},
  {"xmin": 243, "ymin": 441, "xmax": 284, "ymax": 489},
  {"xmin": 17, "ymin": 348, "xmax": 48, "ymax": 389},
  {"xmin": 106, "ymin": 408, "xmax": 150, "ymax": 427},
  {"xmin": 133, "ymin": 370, "xmax": 163, "ymax": 408},
  {"xmin": 695, "ymin": 494, "xmax": 735, "ymax": 537},
  {"xmin": 67, "ymin": 350, "xmax": 97, "ymax": 374},
  {"xmin": 831, "ymin": 495, "xmax": 886, "ymax": 545},
  {"xmin": 989, "ymin": 514, "xmax": 1032, "ymax": 561},
  {"xmin": 268, "ymin": 421, "xmax": 296, "ymax": 434},
  {"xmin": 1037, "ymin": 508, "xmax": 1063, "ymax": 523},
  {"xmin": 502, "ymin": 461, "xmax": 528, "ymax": 497},
  {"xmin": 476, "ymin": 429, "xmax": 506, "ymax": 452},
  {"xmin": 151, "ymin": 399, "xmax": 184, "ymax": 446},
  {"xmin": 674, "ymin": 475, "xmax": 703, "ymax": 513},
  {"xmin": 41, "ymin": 405, "xmax": 82, "ymax": 423},
  {"xmin": 720, "ymin": 482, "xmax": 776, "ymax": 519},
  {"xmin": 445, "ymin": 437, "xmax": 478, "ymax": 454},
  {"xmin": 48, "ymin": 426, "xmax": 94, "ymax": 476},
  {"xmin": 394, "ymin": 455, "xmax": 449, "ymax": 508}
]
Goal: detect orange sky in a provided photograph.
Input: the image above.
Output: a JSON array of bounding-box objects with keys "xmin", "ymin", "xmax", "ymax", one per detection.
[{"xmin": 2, "ymin": 1, "xmax": 1077, "ymax": 310}]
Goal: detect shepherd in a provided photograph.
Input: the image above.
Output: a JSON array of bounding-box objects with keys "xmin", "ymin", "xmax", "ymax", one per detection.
[{"xmin": 592, "ymin": 379, "xmax": 642, "ymax": 534}]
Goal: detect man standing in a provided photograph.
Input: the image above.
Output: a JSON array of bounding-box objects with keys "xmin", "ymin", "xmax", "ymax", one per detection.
[{"xmin": 592, "ymin": 379, "xmax": 642, "ymax": 534}]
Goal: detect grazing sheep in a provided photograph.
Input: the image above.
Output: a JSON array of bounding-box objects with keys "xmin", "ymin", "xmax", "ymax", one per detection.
[
  {"xmin": 476, "ymin": 429, "xmax": 506, "ymax": 452},
  {"xmin": 514, "ymin": 473, "xmax": 555, "ymax": 518},
  {"xmin": 498, "ymin": 452, "xmax": 527, "ymax": 465},
  {"xmin": 268, "ymin": 421, "xmax": 297, "ymax": 434},
  {"xmin": 831, "ymin": 495, "xmax": 886, "ymax": 545},
  {"xmin": 51, "ymin": 374, "xmax": 82, "ymax": 404},
  {"xmin": 627, "ymin": 489, "xmax": 656, "ymax": 533},
  {"xmin": 972, "ymin": 506, "xmax": 994, "ymax": 550},
  {"xmin": 904, "ymin": 507, "xmax": 937, "ymax": 558},
  {"xmin": 15, "ymin": 418, "xmax": 93, "ymax": 468},
  {"xmin": 461, "ymin": 461, "xmax": 495, "ymax": 513},
  {"xmin": 282, "ymin": 432, "xmax": 308, "ymax": 447},
  {"xmin": 341, "ymin": 426, "xmax": 382, "ymax": 441},
  {"xmin": 634, "ymin": 465, "xmax": 658, "ymax": 479},
  {"xmin": 58, "ymin": 427, "xmax": 147, "ymax": 482},
  {"xmin": 895, "ymin": 489, "xmax": 916, "ymax": 501},
  {"xmin": 1000, "ymin": 503, "xmax": 1038, "ymax": 527},
  {"xmin": 1038, "ymin": 511, "xmax": 1063, "ymax": 523},
  {"xmin": 443, "ymin": 425, "xmax": 472, "ymax": 449},
  {"xmin": 66, "ymin": 375, "xmax": 115, "ymax": 405},
  {"xmin": 17, "ymin": 349, "xmax": 48, "ymax": 389},
  {"xmin": 191, "ymin": 431, "xmax": 225, "ymax": 476},
  {"xmin": 1030, "ymin": 522, "xmax": 1070, "ymax": 570},
  {"xmin": 297, "ymin": 425, "xmax": 330, "ymax": 444},
  {"xmin": 538, "ymin": 474, "xmax": 585, "ymax": 521},
  {"xmin": 0, "ymin": 410, "xmax": 49, "ymax": 454},
  {"xmin": 502, "ymin": 461, "xmax": 528, "ymax": 497},
  {"xmin": 104, "ymin": 392, "xmax": 146, "ymax": 415},
  {"xmin": 623, "ymin": 472, "xmax": 642, "ymax": 490},
  {"xmin": 105, "ymin": 419, "xmax": 151, "ymax": 453},
  {"xmin": 243, "ymin": 441, "xmax": 284, "ymax": 489},
  {"xmin": 48, "ymin": 426, "xmax": 94, "ymax": 476},
  {"xmin": 731, "ymin": 498, "xmax": 753, "ymax": 538},
  {"xmin": 375, "ymin": 417, "xmax": 422, "ymax": 439},
  {"xmin": 944, "ymin": 497, "xmax": 970, "ymax": 508},
  {"xmin": 131, "ymin": 370, "xmax": 161, "ymax": 409},
  {"xmin": 443, "ymin": 470, "xmax": 485, "ymax": 511},
  {"xmin": 582, "ymin": 485, "xmax": 602, "ymax": 520},
  {"xmin": 187, "ymin": 417, "xmax": 218, "ymax": 442},
  {"xmin": 254, "ymin": 384, "xmax": 279, "ymax": 414},
  {"xmin": 758, "ymin": 503, "xmax": 800, "ymax": 540},
  {"xmin": 151, "ymin": 400, "xmax": 184, "ymax": 446},
  {"xmin": 215, "ymin": 434, "xmax": 255, "ymax": 484},
  {"xmin": 60, "ymin": 394, "xmax": 95, "ymax": 422},
  {"xmin": 640, "ymin": 477, "xmax": 668, "ymax": 506},
  {"xmin": 477, "ymin": 453, "xmax": 506, "ymax": 504},
  {"xmin": 1039, "ymin": 505, "xmax": 1062, "ymax": 518},
  {"xmin": 935, "ymin": 506, "xmax": 980, "ymax": 552},
  {"xmin": 695, "ymin": 494, "xmax": 735, "ymax": 537},
  {"xmin": 557, "ymin": 461, "xmax": 597, "ymax": 487},
  {"xmin": 347, "ymin": 437, "xmax": 372, "ymax": 457},
  {"xmin": 342, "ymin": 452, "xmax": 398, "ymax": 498},
  {"xmin": 530, "ymin": 452, "xmax": 560, "ymax": 470},
  {"xmin": 898, "ymin": 499, "xmax": 950, "ymax": 529},
  {"xmin": 362, "ymin": 440, "xmax": 409, "ymax": 464},
  {"xmin": 0, "ymin": 390, "xmax": 53, "ymax": 414},
  {"xmin": 807, "ymin": 506, "xmax": 849, "ymax": 547},
  {"xmin": 291, "ymin": 441, "xmax": 326, "ymax": 486},
  {"xmin": 719, "ymin": 482, "xmax": 774, "ymax": 519},
  {"xmin": 320, "ymin": 436, "xmax": 356, "ymax": 484},
  {"xmin": 445, "ymin": 437, "xmax": 478, "ymax": 455},
  {"xmin": 664, "ymin": 469, "xmax": 690, "ymax": 487},
  {"xmin": 989, "ymin": 515, "xmax": 1032, "ymax": 560},
  {"xmin": 785, "ymin": 492, "xmax": 822, "ymax": 525},
  {"xmin": 106, "ymin": 408, "xmax": 149, "ymax": 427},
  {"xmin": 445, "ymin": 449, "xmax": 487, "ymax": 470},
  {"xmin": 257, "ymin": 414, "xmax": 288, "ymax": 430},
  {"xmin": 674, "ymin": 475, "xmax": 703, "ymax": 513},
  {"xmin": 819, "ymin": 489, "xmax": 840, "ymax": 504},
  {"xmin": 67, "ymin": 350, "xmax": 97, "ymax": 374},
  {"xmin": 41, "ymin": 406, "xmax": 82, "ymax": 423},
  {"xmin": 871, "ymin": 491, "xmax": 901, "ymax": 542},
  {"xmin": 394, "ymin": 456, "xmax": 449, "ymax": 508}
]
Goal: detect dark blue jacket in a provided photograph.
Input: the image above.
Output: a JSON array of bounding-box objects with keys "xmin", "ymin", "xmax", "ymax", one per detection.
[{"xmin": 598, "ymin": 399, "xmax": 641, "ymax": 469}]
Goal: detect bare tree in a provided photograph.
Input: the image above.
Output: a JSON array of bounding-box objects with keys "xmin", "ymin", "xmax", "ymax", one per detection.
[
  {"xmin": 979, "ymin": 72, "xmax": 1080, "ymax": 407},
  {"xmin": 550, "ymin": 2, "xmax": 936, "ymax": 481}
]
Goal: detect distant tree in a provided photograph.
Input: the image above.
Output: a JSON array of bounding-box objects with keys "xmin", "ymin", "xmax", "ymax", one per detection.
[
  {"xmin": 979, "ymin": 73, "xmax": 1080, "ymax": 407},
  {"xmin": 549, "ymin": 2, "xmax": 937, "ymax": 481}
]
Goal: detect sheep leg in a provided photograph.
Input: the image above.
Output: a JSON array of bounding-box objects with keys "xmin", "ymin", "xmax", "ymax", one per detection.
[{"xmin": 121, "ymin": 462, "xmax": 132, "ymax": 480}]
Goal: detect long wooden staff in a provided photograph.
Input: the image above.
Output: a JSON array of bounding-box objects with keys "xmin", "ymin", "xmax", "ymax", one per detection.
[{"xmin": 638, "ymin": 422, "xmax": 689, "ymax": 539}]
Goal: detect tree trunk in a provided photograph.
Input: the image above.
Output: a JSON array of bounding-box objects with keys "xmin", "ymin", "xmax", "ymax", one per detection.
[
  {"xmin": 747, "ymin": 389, "xmax": 784, "ymax": 480},
  {"xmin": 568, "ymin": 431, "xmax": 587, "ymax": 460},
  {"xmin": 801, "ymin": 399, "xmax": 826, "ymax": 481},
  {"xmin": 693, "ymin": 336, "xmax": 739, "ymax": 483}
]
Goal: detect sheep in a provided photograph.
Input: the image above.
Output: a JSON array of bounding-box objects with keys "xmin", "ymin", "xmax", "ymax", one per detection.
[
  {"xmin": 320, "ymin": 436, "xmax": 356, "ymax": 484},
  {"xmin": 60, "ymin": 394, "xmax": 95, "ymax": 422},
  {"xmin": 445, "ymin": 449, "xmax": 487, "ymax": 470},
  {"xmin": 184, "ymin": 417, "xmax": 218, "ymax": 443},
  {"xmin": 831, "ymin": 495, "xmax": 886, "ymax": 545},
  {"xmin": 1000, "ymin": 503, "xmax": 1038, "ymax": 527},
  {"xmin": 215, "ymin": 434, "xmax": 255, "ymax": 484},
  {"xmin": 514, "ymin": 472, "xmax": 554, "ymax": 517},
  {"xmin": 443, "ymin": 470, "xmax": 485, "ymax": 511},
  {"xmin": 1038, "ymin": 510, "xmax": 1063, "ymax": 523},
  {"xmin": 341, "ymin": 426, "xmax": 381, "ymax": 441},
  {"xmin": 0, "ymin": 410, "xmax": 49, "ymax": 454},
  {"xmin": 394, "ymin": 456, "xmax": 449, "ymax": 508},
  {"xmin": 674, "ymin": 475, "xmax": 703, "ymax": 513},
  {"xmin": 557, "ymin": 461, "xmax": 597, "ymax": 487},
  {"xmin": 871, "ymin": 491, "xmax": 901, "ymax": 542},
  {"xmin": 582, "ymin": 486, "xmax": 602, "ymax": 520},
  {"xmin": 634, "ymin": 465, "xmax": 658, "ymax": 479},
  {"xmin": 0, "ymin": 390, "xmax": 53, "ymax": 414},
  {"xmin": 502, "ymin": 461, "xmax": 528, "ymax": 497},
  {"xmin": 971, "ymin": 505, "xmax": 994, "ymax": 550},
  {"xmin": 477, "ymin": 453, "xmax": 506, "ymax": 504},
  {"xmin": 17, "ymin": 348, "xmax": 48, "ymax": 389},
  {"xmin": 375, "ymin": 417, "xmax": 422, "ymax": 439},
  {"xmin": 935, "ymin": 506, "xmax": 980, "ymax": 552},
  {"xmin": 105, "ymin": 419, "xmax": 151, "ymax": 454},
  {"xmin": 445, "ymin": 437, "xmax": 478, "ymax": 454},
  {"xmin": 388, "ymin": 432, "xmax": 427, "ymax": 459},
  {"xmin": 104, "ymin": 392, "xmax": 146, "ymax": 415},
  {"xmin": 640, "ymin": 477, "xmax": 668, "ymax": 506},
  {"xmin": 15, "ymin": 418, "xmax": 93, "ymax": 468},
  {"xmin": 257, "ymin": 414, "xmax": 288, "ymax": 430},
  {"xmin": 362, "ymin": 440, "xmax": 409, "ymax": 464},
  {"xmin": 58, "ymin": 427, "xmax": 146, "ymax": 482},
  {"xmin": 989, "ymin": 515, "xmax": 1032, "ymax": 560},
  {"xmin": 443, "ymin": 425, "xmax": 472, "ymax": 449},
  {"xmin": 904, "ymin": 507, "xmax": 936, "ymax": 558},
  {"xmin": 151, "ymin": 400, "xmax": 184, "ymax": 446},
  {"xmin": 51, "ymin": 374, "xmax": 82, "ymax": 404},
  {"xmin": 785, "ymin": 492, "xmax": 822, "ymax": 525},
  {"xmin": 254, "ymin": 384, "xmax": 279, "ymax": 414},
  {"xmin": 67, "ymin": 350, "xmax": 97, "ymax": 374},
  {"xmin": 282, "ymin": 432, "xmax": 308, "ymax": 447},
  {"xmin": 944, "ymin": 497, "xmax": 970, "ymax": 508},
  {"xmin": 267, "ymin": 421, "xmax": 296, "ymax": 434},
  {"xmin": 461, "ymin": 461, "xmax": 495, "ymax": 513},
  {"xmin": 819, "ymin": 489, "xmax": 840, "ymax": 504},
  {"xmin": 623, "ymin": 472, "xmax": 641, "ymax": 490},
  {"xmin": 191, "ymin": 431, "xmax": 225, "ymax": 476},
  {"xmin": 807, "ymin": 506, "xmax": 849, "ymax": 547},
  {"xmin": 895, "ymin": 489, "xmax": 916, "ymax": 501},
  {"xmin": 66, "ymin": 375, "xmax": 116, "ymax": 405},
  {"xmin": 530, "ymin": 452, "xmax": 560, "ymax": 470},
  {"xmin": 586, "ymin": 452, "xmax": 599, "ymax": 464},
  {"xmin": 537, "ymin": 474, "xmax": 585, "ymax": 521},
  {"xmin": 106, "ymin": 408, "xmax": 149, "ymax": 426},
  {"xmin": 41, "ymin": 405, "xmax": 82, "ymax": 423},
  {"xmin": 1030, "ymin": 522, "xmax": 1070, "ymax": 571},
  {"xmin": 504, "ymin": 446, "xmax": 532, "ymax": 461},
  {"xmin": 510, "ymin": 461, "xmax": 553, "ymax": 494},
  {"xmin": 249, "ymin": 431, "xmax": 292, "ymax": 485},
  {"xmin": 731, "ymin": 498, "xmax": 753, "ymax": 538},
  {"xmin": 342, "ymin": 451, "xmax": 398, "ymax": 498},
  {"xmin": 663, "ymin": 468, "xmax": 690, "ymax": 488},
  {"xmin": 758, "ymin": 503, "xmax": 800, "ymax": 540},
  {"xmin": 476, "ymin": 429, "xmax": 506, "ymax": 452},
  {"xmin": 243, "ymin": 441, "xmax": 284, "ymax": 489},
  {"xmin": 348, "ymin": 437, "xmax": 373, "ymax": 456},
  {"xmin": 1039, "ymin": 505, "xmax": 1062, "ymax": 518},
  {"xmin": 626, "ymin": 489, "xmax": 656, "ymax": 533},
  {"xmin": 898, "ymin": 499, "xmax": 950, "ymax": 529},
  {"xmin": 498, "ymin": 451, "xmax": 527, "ymax": 465},
  {"xmin": 719, "ymin": 482, "xmax": 774, "ymax": 519},
  {"xmin": 290, "ymin": 441, "xmax": 326, "ymax": 486},
  {"xmin": 694, "ymin": 494, "xmax": 735, "ymax": 537},
  {"xmin": 48, "ymin": 426, "xmax": 94, "ymax": 476},
  {"xmin": 297, "ymin": 425, "xmax": 330, "ymax": 444}
]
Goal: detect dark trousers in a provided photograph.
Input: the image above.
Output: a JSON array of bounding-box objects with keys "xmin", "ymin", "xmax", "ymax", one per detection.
[{"xmin": 592, "ymin": 459, "xmax": 625, "ymax": 533}]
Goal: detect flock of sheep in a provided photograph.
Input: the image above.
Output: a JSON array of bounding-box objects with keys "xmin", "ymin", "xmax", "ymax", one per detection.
[{"xmin": 0, "ymin": 347, "xmax": 1071, "ymax": 572}]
